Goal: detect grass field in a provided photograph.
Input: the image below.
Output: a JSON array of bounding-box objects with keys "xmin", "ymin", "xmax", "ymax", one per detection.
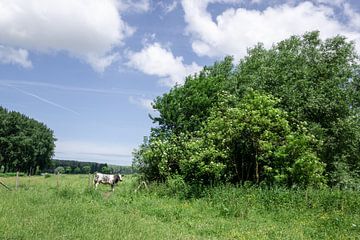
[{"xmin": 0, "ymin": 174, "xmax": 359, "ymax": 240}]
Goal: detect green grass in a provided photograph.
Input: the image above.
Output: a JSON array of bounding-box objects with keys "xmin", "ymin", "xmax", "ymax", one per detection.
[{"xmin": 0, "ymin": 175, "xmax": 359, "ymax": 239}]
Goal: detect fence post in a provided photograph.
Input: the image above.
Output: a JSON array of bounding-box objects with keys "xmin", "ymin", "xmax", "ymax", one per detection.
[
  {"xmin": 88, "ymin": 173, "xmax": 92, "ymax": 188},
  {"xmin": 56, "ymin": 172, "xmax": 59, "ymax": 190},
  {"xmin": 0, "ymin": 180, "xmax": 11, "ymax": 191},
  {"xmin": 16, "ymin": 171, "xmax": 19, "ymax": 190}
]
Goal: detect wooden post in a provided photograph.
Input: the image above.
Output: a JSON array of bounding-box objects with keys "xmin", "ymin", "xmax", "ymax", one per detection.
[
  {"xmin": 88, "ymin": 173, "xmax": 92, "ymax": 188},
  {"xmin": 56, "ymin": 172, "xmax": 59, "ymax": 190},
  {"xmin": 0, "ymin": 180, "xmax": 11, "ymax": 191},
  {"xmin": 135, "ymin": 181, "xmax": 148, "ymax": 193},
  {"xmin": 16, "ymin": 171, "xmax": 19, "ymax": 190}
]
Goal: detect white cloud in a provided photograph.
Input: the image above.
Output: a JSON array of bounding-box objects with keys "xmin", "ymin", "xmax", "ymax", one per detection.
[
  {"xmin": 343, "ymin": 3, "xmax": 360, "ymax": 30},
  {"xmin": 158, "ymin": 1, "xmax": 178, "ymax": 14},
  {"xmin": 126, "ymin": 42, "xmax": 202, "ymax": 86},
  {"xmin": 181, "ymin": 0, "xmax": 360, "ymax": 60},
  {"xmin": 0, "ymin": 0, "xmax": 139, "ymax": 71},
  {"xmin": 0, "ymin": 45, "xmax": 32, "ymax": 68},
  {"xmin": 55, "ymin": 140, "xmax": 133, "ymax": 165},
  {"xmin": 86, "ymin": 53, "xmax": 120, "ymax": 73},
  {"xmin": 315, "ymin": 0, "xmax": 345, "ymax": 7},
  {"xmin": 250, "ymin": 0, "xmax": 262, "ymax": 4},
  {"xmin": 129, "ymin": 96, "xmax": 154, "ymax": 111},
  {"xmin": 117, "ymin": 0, "xmax": 150, "ymax": 13}
]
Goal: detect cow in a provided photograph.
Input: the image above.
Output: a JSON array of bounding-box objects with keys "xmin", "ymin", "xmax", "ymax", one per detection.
[{"xmin": 94, "ymin": 173, "xmax": 123, "ymax": 191}]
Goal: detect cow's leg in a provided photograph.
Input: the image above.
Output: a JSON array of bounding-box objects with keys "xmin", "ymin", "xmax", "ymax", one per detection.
[
  {"xmin": 111, "ymin": 184, "xmax": 115, "ymax": 192},
  {"xmin": 95, "ymin": 182, "xmax": 99, "ymax": 189},
  {"xmin": 93, "ymin": 177, "xmax": 98, "ymax": 188}
]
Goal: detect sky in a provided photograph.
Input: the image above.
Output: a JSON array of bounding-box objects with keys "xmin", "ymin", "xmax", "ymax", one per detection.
[{"xmin": 1, "ymin": 0, "xmax": 360, "ymax": 166}]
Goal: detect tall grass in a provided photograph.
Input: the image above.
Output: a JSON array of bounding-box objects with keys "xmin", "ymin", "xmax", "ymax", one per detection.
[{"xmin": 0, "ymin": 175, "xmax": 359, "ymax": 239}]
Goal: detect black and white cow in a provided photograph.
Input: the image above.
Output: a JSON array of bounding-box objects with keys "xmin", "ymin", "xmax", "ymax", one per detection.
[{"xmin": 94, "ymin": 173, "xmax": 123, "ymax": 191}]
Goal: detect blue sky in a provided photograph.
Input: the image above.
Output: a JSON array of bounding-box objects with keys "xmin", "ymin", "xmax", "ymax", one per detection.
[{"xmin": 1, "ymin": 0, "xmax": 360, "ymax": 165}]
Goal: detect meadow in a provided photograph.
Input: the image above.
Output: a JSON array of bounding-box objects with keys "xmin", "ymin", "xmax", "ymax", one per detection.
[{"xmin": 0, "ymin": 174, "xmax": 360, "ymax": 240}]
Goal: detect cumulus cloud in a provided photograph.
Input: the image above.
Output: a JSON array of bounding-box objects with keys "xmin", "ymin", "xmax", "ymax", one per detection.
[
  {"xmin": 343, "ymin": 3, "xmax": 360, "ymax": 30},
  {"xmin": 0, "ymin": 45, "xmax": 32, "ymax": 68},
  {"xmin": 126, "ymin": 42, "xmax": 202, "ymax": 86},
  {"xmin": 181, "ymin": 0, "xmax": 360, "ymax": 60},
  {"xmin": 0, "ymin": 0, "xmax": 141, "ymax": 71}
]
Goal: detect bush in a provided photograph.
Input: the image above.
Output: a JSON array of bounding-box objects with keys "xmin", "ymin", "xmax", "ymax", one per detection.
[
  {"xmin": 54, "ymin": 166, "xmax": 64, "ymax": 174},
  {"xmin": 0, "ymin": 172, "xmax": 25, "ymax": 177}
]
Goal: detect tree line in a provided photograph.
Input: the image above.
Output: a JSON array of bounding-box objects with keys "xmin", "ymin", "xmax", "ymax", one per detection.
[
  {"xmin": 0, "ymin": 106, "xmax": 135, "ymax": 175},
  {"xmin": 133, "ymin": 31, "xmax": 360, "ymax": 188},
  {"xmin": 49, "ymin": 159, "xmax": 136, "ymax": 175},
  {"xmin": 0, "ymin": 106, "xmax": 55, "ymax": 175}
]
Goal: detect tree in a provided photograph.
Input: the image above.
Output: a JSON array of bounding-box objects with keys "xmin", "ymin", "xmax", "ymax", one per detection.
[
  {"xmin": 54, "ymin": 166, "xmax": 64, "ymax": 174},
  {"xmin": 101, "ymin": 165, "xmax": 110, "ymax": 174},
  {"xmin": 234, "ymin": 31, "xmax": 360, "ymax": 184},
  {"xmin": 134, "ymin": 31, "xmax": 359, "ymax": 187},
  {"xmin": 202, "ymin": 91, "xmax": 323, "ymax": 186},
  {"xmin": 65, "ymin": 166, "xmax": 72, "ymax": 174},
  {"xmin": 0, "ymin": 106, "xmax": 56, "ymax": 174},
  {"xmin": 73, "ymin": 167, "xmax": 81, "ymax": 174},
  {"xmin": 152, "ymin": 56, "xmax": 234, "ymax": 134},
  {"xmin": 82, "ymin": 165, "xmax": 91, "ymax": 174}
]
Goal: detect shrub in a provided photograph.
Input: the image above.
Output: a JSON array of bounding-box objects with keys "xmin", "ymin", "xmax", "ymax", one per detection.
[{"xmin": 54, "ymin": 166, "xmax": 65, "ymax": 174}]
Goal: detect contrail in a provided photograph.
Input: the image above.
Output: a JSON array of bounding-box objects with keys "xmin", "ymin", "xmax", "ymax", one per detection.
[
  {"xmin": 2, "ymin": 83, "xmax": 80, "ymax": 116},
  {"xmin": 0, "ymin": 79, "xmax": 159, "ymax": 97}
]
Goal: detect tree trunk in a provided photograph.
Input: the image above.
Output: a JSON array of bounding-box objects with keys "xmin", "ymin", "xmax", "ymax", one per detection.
[
  {"xmin": 254, "ymin": 144, "xmax": 259, "ymax": 184},
  {"xmin": 255, "ymin": 160, "xmax": 259, "ymax": 184},
  {"xmin": 233, "ymin": 157, "xmax": 240, "ymax": 182},
  {"xmin": 241, "ymin": 155, "xmax": 244, "ymax": 182}
]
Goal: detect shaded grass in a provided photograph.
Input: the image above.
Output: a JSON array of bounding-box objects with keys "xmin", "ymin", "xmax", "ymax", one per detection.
[{"xmin": 0, "ymin": 175, "xmax": 359, "ymax": 239}]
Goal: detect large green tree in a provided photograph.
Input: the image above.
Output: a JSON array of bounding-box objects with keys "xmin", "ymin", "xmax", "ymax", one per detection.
[
  {"xmin": 151, "ymin": 56, "xmax": 234, "ymax": 134},
  {"xmin": 234, "ymin": 31, "xmax": 360, "ymax": 184},
  {"xmin": 0, "ymin": 106, "xmax": 56, "ymax": 174},
  {"xmin": 134, "ymin": 31, "xmax": 360, "ymax": 188}
]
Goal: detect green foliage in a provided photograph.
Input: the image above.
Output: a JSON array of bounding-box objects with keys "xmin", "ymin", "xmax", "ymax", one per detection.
[
  {"xmin": 49, "ymin": 160, "xmax": 136, "ymax": 175},
  {"xmin": 203, "ymin": 91, "xmax": 325, "ymax": 186},
  {"xmin": 0, "ymin": 172, "xmax": 25, "ymax": 177},
  {"xmin": 73, "ymin": 167, "xmax": 81, "ymax": 174},
  {"xmin": 82, "ymin": 165, "xmax": 91, "ymax": 174},
  {"xmin": 235, "ymin": 31, "xmax": 360, "ymax": 182},
  {"xmin": 101, "ymin": 166, "xmax": 111, "ymax": 174},
  {"xmin": 329, "ymin": 161, "xmax": 360, "ymax": 190},
  {"xmin": 65, "ymin": 166, "xmax": 72, "ymax": 174},
  {"xmin": 0, "ymin": 106, "xmax": 56, "ymax": 174},
  {"xmin": 151, "ymin": 56, "xmax": 234, "ymax": 133},
  {"xmin": 274, "ymin": 132, "xmax": 325, "ymax": 187},
  {"xmin": 54, "ymin": 166, "xmax": 65, "ymax": 174},
  {"xmin": 133, "ymin": 31, "xmax": 360, "ymax": 188},
  {"xmin": 49, "ymin": 159, "xmax": 132, "ymax": 174}
]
